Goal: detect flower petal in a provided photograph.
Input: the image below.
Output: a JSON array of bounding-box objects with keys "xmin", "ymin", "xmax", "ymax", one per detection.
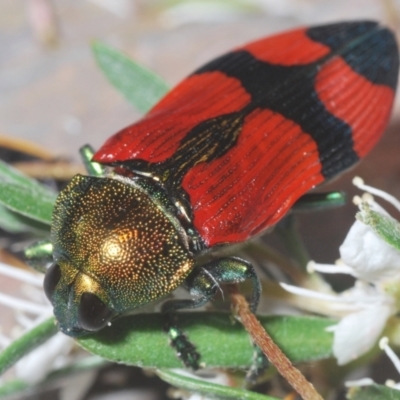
[
  {"xmin": 331, "ymin": 303, "xmax": 393, "ymax": 365},
  {"xmin": 340, "ymin": 220, "xmax": 400, "ymax": 282}
]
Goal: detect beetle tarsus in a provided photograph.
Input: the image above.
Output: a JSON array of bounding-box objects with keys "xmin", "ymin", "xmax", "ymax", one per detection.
[
  {"xmin": 246, "ymin": 345, "xmax": 270, "ymax": 385},
  {"xmin": 162, "ymin": 257, "xmax": 261, "ymax": 367},
  {"xmin": 165, "ymin": 314, "xmax": 201, "ymax": 370}
]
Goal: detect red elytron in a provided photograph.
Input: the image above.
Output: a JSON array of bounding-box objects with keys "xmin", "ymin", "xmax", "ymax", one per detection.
[{"xmin": 94, "ymin": 21, "xmax": 398, "ymax": 247}]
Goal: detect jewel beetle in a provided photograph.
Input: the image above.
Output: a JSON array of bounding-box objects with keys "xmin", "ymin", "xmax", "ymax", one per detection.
[{"xmin": 29, "ymin": 21, "xmax": 398, "ymax": 342}]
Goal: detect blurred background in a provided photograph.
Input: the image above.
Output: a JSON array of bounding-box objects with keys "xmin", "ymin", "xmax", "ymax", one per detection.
[{"xmin": 1, "ymin": 0, "xmax": 400, "ymax": 399}]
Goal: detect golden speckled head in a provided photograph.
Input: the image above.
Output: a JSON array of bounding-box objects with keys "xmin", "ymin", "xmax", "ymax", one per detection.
[{"xmin": 45, "ymin": 174, "xmax": 194, "ymax": 336}]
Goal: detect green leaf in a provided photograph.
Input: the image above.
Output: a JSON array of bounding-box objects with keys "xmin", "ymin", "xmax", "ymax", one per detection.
[
  {"xmin": 1, "ymin": 313, "xmax": 332, "ymax": 382},
  {"xmin": 0, "ymin": 317, "xmax": 58, "ymax": 376},
  {"xmin": 0, "ymin": 203, "xmax": 40, "ymax": 233},
  {"xmin": 0, "ymin": 204, "xmax": 50, "ymax": 234},
  {"xmin": 78, "ymin": 313, "xmax": 333, "ymax": 368},
  {"xmin": 357, "ymin": 205, "xmax": 400, "ymax": 252},
  {"xmin": 156, "ymin": 369, "xmax": 279, "ymax": 400},
  {"xmin": 0, "ymin": 161, "xmax": 57, "ymax": 225},
  {"xmin": 0, "ymin": 160, "xmax": 45, "ymax": 189},
  {"xmin": 348, "ymin": 384, "xmax": 400, "ymax": 399},
  {"xmin": 92, "ymin": 41, "xmax": 169, "ymax": 114},
  {"xmin": 0, "ymin": 181, "xmax": 56, "ymax": 225}
]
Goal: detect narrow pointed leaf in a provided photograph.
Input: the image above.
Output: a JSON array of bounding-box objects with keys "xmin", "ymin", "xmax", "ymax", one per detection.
[
  {"xmin": 78, "ymin": 313, "xmax": 333, "ymax": 368},
  {"xmin": 0, "ymin": 160, "xmax": 57, "ymax": 224},
  {"xmin": 92, "ymin": 41, "xmax": 169, "ymax": 113},
  {"xmin": 0, "ymin": 181, "xmax": 56, "ymax": 225},
  {"xmin": 0, "ymin": 160, "xmax": 47, "ymax": 189},
  {"xmin": 0, "ymin": 204, "xmax": 50, "ymax": 233}
]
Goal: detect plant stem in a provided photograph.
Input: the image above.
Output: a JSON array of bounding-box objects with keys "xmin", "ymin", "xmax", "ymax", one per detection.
[{"xmin": 228, "ymin": 285, "xmax": 323, "ymax": 400}]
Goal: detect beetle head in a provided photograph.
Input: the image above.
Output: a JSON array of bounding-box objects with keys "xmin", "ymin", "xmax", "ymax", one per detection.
[{"xmin": 46, "ymin": 174, "xmax": 194, "ymax": 336}]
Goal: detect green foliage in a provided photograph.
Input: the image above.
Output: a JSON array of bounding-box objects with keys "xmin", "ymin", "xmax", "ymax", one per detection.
[
  {"xmin": 0, "ymin": 318, "xmax": 57, "ymax": 377},
  {"xmin": 0, "ymin": 204, "xmax": 49, "ymax": 234},
  {"xmin": 92, "ymin": 41, "xmax": 170, "ymax": 113},
  {"xmin": 78, "ymin": 313, "xmax": 333, "ymax": 368},
  {"xmin": 348, "ymin": 384, "xmax": 400, "ymax": 399},
  {"xmin": 0, "ymin": 160, "xmax": 56, "ymax": 226}
]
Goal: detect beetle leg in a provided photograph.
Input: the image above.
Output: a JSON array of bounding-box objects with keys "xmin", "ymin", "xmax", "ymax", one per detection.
[
  {"xmin": 24, "ymin": 240, "xmax": 53, "ymax": 273},
  {"xmin": 79, "ymin": 145, "xmax": 106, "ymax": 177},
  {"xmin": 293, "ymin": 191, "xmax": 346, "ymax": 212},
  {"xmin": 164, "ymin": 313, "xmax": 201, "ymax": 370},
  {"xmin": 164, "ymin": 257, "xmax": 261, "ymax": 313},
  {"xmin": 246, "ymin": 346, "xmax": 270, "ymax": 385},
  {"xmin": 162, "ymin": 257, "xmax": 261, "ymax": 369}
]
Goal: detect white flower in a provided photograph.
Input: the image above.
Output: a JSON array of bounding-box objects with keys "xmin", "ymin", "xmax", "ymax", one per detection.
[
  {"xmin": 282, "ymin": 177, "xmax": 400, "ymax": 365},
  {"xmin": 339, "ymin": 218, "xmax": 400, "ymax": 282}
]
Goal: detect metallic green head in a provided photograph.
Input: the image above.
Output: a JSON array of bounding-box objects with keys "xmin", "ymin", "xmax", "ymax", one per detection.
[{"xmin": 45, "ymin": 174, "xmax": 194, "ymax": 336}]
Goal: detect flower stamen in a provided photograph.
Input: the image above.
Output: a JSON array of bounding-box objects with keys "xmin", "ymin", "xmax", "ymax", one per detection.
[
  {"xmin": 379, "ymin": 337, "xmax": 400, "ymax": 375},
  {"xmin": 307, "ymin": 260, "xmax": 355, "ymax": 275},
  {"xmin": 280, "ymin": 282, "xmax": 357, "ymax": 304},
  {"xmin": 353, "ymin": 177, "xmax": 400, "ymax": 212}
]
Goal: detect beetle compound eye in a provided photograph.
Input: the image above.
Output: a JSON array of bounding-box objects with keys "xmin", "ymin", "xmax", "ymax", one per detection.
[
  {"xmin": 78, "ymin": 292, "xmax": 113, "ymax": 331},
  {"xmin": 43, "ymin": 263, "xmax": 61, "ymax": 302}
]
